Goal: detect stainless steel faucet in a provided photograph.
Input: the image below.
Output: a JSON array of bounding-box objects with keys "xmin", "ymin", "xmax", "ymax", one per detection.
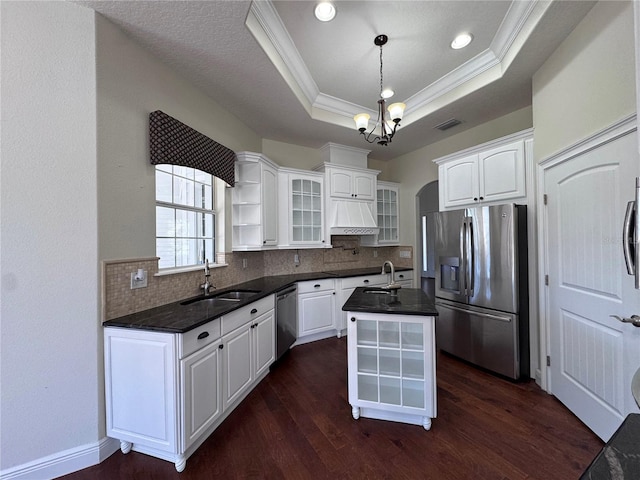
[
  {"xmin": 381, "ymin": 260, "xmax": 402, "ymax": 293},
  {"xmin": 200, "ymin": 259, "xmax": 215, "ymax": 296}
]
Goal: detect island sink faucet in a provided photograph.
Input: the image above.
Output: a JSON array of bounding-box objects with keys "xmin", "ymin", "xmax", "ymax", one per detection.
[
  {"xmin": 381, "ymin": 260, "xmax": 402, "ymax": 294},
  {"xmin": 200, "ymin": 259, "xmax": 215, "ymax": 296}
]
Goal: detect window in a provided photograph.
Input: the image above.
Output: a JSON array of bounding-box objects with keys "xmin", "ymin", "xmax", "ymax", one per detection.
[{"xmin": 155, "ymin": 165, "xmax": 215, "ymax": 269}]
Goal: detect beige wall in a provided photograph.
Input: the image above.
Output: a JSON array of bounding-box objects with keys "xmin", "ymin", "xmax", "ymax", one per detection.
[
  {"xmin": 261, "ymin": 138, "xmax": 323, "ymax": 169},
  {"xmin": 1, "ymin": 1, "xmax": 100, "ymax": 470},
  {"xmin": 532, "ymin": 0, "xmax": 636, "ymax": 162},
  {"xmin": 96, "ymin": 15, "xmax": 262, "ymax": 261},
  {"xmin": 383, "ymin": 106, "xmax": 533, "ymax": 247}
]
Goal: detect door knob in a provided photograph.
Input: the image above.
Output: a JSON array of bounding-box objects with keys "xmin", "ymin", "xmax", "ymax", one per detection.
[{"xmin": 610, "ymin": 315, "xmax": 640, "ymax": 327}]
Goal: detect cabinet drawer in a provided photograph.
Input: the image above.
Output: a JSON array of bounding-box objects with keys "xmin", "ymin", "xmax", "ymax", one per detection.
[
  {"xmin": 222, "ymin": 295, "xmax": 274, "ymax": 336},
  {"xmin": 394, "ymin": 270, "xmax": 413, "ymax": 282},
  {"xmin": 179, "ymin": 319, "xmax": 221, "ymax": 359},
  {"xmin": 297, "ymin": 278, "xmax": 335, "ymax": 294},
  {"xmin": 341, "ymin": 274, "xmax": 388, "ymax": 289}
]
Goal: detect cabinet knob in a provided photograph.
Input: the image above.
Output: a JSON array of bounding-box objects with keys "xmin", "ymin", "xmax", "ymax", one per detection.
[
  {"xmin": 218, "ymin": 344, "xmax": 224, "ymax": 349},
  {"xmin": 399, "ymin": 275, "xmax": 404, "ymax": 279},
  {"xmin": 363, "ymin": 280, "xmax": 369, "ymax": 284},
  {"xmin": 250, "ymin": 324, "xmax": 255, "ymax": 329},
  {"xmin": 251, "ymin": 308, "xmax": 258, "ymax": 314},
  {"xmin": 197, "ymin": 331, "xmax": 209, "ymax": 340},
  {"xmin": 314, "ymin": 284, "xmax": 321, "ymax": 288},
  {"xmin": 473, "ymin": 197, "xmax": 478, "ymax": 201},
  {"xmin": 351, "ymin": 317, "xmax": 356, "ymax": 322},
  {"xmin": 479, "ymin": 196, "xmax": 484, "ymax": 200},
  {"xmin": 263, "ymin": 240, "xmax": 267, "ymax": 244}
]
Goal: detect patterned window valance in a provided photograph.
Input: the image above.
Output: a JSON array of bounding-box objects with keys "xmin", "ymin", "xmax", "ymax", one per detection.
[{"xmin": 149, "ymin": 110, "xmax": 236, "ymax": 186}]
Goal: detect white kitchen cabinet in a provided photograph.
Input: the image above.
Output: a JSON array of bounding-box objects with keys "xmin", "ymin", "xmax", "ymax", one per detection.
[
  {"xmin": 105, "ymin": 328, "xmax": 179, "ymax": 462},
  {"xmin": 104, "ymin": 295, "xmax": 275, "ymax": 472},
  {"xmin": 325, "ymin": 165, "xmax": 377, "ymax": 200},
  {"xmin": 336, "ymin": 274, "xmax": 388, "ymax": 336},
  {"xmin": 181, "ymin": 338, "xmax": 222, "ymax": 453},
  {"xmin": 278, "ymin": 169, "xmax": 327, "ymax": 248},
  {"xmin": 346, "ymin": 311, "xmax": 436, "ymax": 430},
  {"xmin": 297, "ymin": 278, "xmax": 336, "ymax": 343},
  {"xmin": 232, "ymin": 152, "xmax": 278, "ymax": 250},
  {"xmin": 376, "ymin": 182, "xmax": 400, "ymax": 244},
  {"xmin": 436, "ymin": 130, "xmax": 531, "ymax": 210},
  {"xmin": 394, "ymin": 270, "xmax": 414, "ymax": 288},
  {"xmin": 221, "ymin": 297, "xmax": 275, "ymax": 410}
]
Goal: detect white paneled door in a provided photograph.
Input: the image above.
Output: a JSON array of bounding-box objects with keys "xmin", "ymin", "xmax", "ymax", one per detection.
[{"xmin": 543, "ymin": 122, "xmax": 640, "ymax": 441}]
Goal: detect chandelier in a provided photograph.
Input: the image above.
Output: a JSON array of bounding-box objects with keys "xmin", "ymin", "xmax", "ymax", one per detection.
[{"xmin": 353, "ymin": 35, "xmax": 406, "ymax": 146}]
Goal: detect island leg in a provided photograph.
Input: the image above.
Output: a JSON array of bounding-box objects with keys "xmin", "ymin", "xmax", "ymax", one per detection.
[
  {"xmin": 422, "ymin": 417, "xmax": 432, "ymax": 431},
  {"xmin": 175, "ymin": 455, "xmax": 186, "ymax": 472},
  {"xmin": 352, "ymin": 406, "xmax": 360, "ymax": 420},
  {"xmin": 120, "ymin": 441, "xmax": 132, "ymax": 454}
]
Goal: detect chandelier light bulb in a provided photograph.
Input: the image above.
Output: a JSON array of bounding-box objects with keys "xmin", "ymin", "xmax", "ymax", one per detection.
[
  {"xmin": 388, "ymin": 103, "xmax": 406, "ymax": 122},
  {"xmin": 381, "ymin": 89, "xmax": 394, "ymax": 99},
  {"xmin": 354, "ymin": 113, "xmax": 371, "ymax": 132}
]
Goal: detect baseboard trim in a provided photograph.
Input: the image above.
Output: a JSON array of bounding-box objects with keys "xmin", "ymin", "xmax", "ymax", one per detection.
[{"xmin": 0, "ymin": 437, "xmax": 119, "ymax": 480}]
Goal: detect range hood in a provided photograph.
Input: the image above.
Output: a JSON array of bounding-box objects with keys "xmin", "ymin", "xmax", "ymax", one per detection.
[{"xmin": 329, "ymin": 200, "xmax": 379, "ymax": 236}]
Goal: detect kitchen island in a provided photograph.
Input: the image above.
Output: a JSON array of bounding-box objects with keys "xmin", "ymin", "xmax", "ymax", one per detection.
[{"xmin": 343, "ymin": 287, "xmax": 438, "ymax": 430}]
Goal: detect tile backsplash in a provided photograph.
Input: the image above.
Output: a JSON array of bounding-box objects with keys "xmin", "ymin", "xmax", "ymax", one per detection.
[{"xmin": 103, "ymin": 242, "xmax": 413, "ymax": 321}]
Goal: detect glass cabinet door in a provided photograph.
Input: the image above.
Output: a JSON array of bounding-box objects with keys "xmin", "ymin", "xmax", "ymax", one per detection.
[
  {"xmin": 377, "ymin": 187, "xmax": 398, "ymax": 243},
  {"xmin": 355, "ymin": 318, "xmax": 426, "ymax": 409},
  {"xmin": 291, "ymin": 177, "xmax": 323, "ymax": 244}
]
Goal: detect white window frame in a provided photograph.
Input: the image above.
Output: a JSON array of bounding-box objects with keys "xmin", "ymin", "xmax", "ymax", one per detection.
[{"xmin": 155, "ymin": 165, "xmax": 223, "ymax": 271}]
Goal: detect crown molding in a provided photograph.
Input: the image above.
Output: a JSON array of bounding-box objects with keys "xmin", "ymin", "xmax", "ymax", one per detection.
[{"xmin": 246, "ymin": 0, "xmax": 549, "ymax": 132}]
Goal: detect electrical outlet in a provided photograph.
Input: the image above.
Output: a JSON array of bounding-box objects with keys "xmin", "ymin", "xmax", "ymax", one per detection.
[
  {"xmin": 399, "ymin": 250, "xmax": 411, "ymax": 259},
  {"xmin": 373, "ymin": 249, "xmax": 378, "ymax": 258},
  {"xmin": 294, "ymin": 253, "xmax": 300, "ymax": 265},
  {"xmin": 130, "ymin": 270, "xmax": 148, "ymax": 289},
  {"xmin": 242, "ymin": 258, "xmax": 247, "ymax": 269}
]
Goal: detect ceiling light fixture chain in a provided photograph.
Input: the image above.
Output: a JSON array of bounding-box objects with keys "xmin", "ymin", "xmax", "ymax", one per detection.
[{"xmin": 353, "ymin": 34, "xmax": 406, "ymax": 146}]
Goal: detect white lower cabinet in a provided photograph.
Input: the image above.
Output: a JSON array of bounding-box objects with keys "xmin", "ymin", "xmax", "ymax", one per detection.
[
  {"xmin": 297, "ymin": 278, "xmax": 336, "ymax": 344},
  {"xmin": 394, "ymin": 270, "xmax": 414, "ymax": 288},
  {"xmin": 104, "ymin": 295, "xmax": 275, "ymax": 472},
  {"xmin": 222, "ymin": 308, "xmax": 275, "ymax": 410},
  {"xmin": 346, "ymin": 311, "xmax": 436, "ymax": 430},
  {"xmin": 181, "ymin": 339, "xmax": 222, "ymax": 453}
]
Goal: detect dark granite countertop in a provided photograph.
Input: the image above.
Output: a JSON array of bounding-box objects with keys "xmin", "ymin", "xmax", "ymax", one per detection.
[
  {"xmin": 103, "ymin": 267, "xmax": 412, "ymax": 334},
  {"xmin": 342, "ymin": 287, "xmax": 438, "ymax": 316},
  {"xmin": 581, "ymin": 413, "xmax": 640, "ymax": 479}
]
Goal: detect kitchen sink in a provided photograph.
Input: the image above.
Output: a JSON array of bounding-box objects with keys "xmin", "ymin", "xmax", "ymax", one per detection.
[
  {"xmin": 363, "ymin": 288, "xmax": 392, "ymax": 295},
  {"xmin": 181, "ymin": 289, "xmax": 260, "ymax": 305},
  {"xmin": 214, "ymin": 289, "xmax": 260, "ymax": 300}
]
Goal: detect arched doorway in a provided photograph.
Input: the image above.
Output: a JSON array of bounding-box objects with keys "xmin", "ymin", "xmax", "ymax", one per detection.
[{"xmin": 416, "ymin": 181, "xmax": 438, "ymax": 300}]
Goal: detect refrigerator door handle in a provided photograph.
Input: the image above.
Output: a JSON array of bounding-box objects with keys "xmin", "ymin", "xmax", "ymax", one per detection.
[
  {"xmin": 437, "ymin": 301, "xmax": 512, "ymax": 323},
  {"xmin": 460, "ymin": 218, "xmax": 467, "ymax": 296},
  {"xmin": 468, "ymin": 218, "xmax": 475, "ymax": 296},
  {"xmin": 623, "ymin": 200, "xmax": 636, "ymax": 275}
]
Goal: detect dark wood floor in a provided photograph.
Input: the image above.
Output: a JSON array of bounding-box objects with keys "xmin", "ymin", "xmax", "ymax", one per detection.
[{"xmin": 61, "ymin": 337, "xmax": 603, "ymax": 479}]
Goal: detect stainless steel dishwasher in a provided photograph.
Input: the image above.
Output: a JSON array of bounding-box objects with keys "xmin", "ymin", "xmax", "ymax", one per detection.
[{"xmin": 275, "ymin": 285, "xmax": 297, "ymax": 361}]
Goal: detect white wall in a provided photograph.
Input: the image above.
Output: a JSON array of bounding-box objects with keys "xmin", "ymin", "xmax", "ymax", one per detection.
[
  {"xmin": 1, "ymin": 1, "xmax": 99, "ymax": 471},
  {"xmin": 532, "ymin": 0, "xmax": 636, "ymax": 162}
]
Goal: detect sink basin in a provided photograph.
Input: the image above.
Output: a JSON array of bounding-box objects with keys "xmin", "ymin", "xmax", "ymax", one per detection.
[
  {"xmin": 214, "ymin": 289, "xmax": 260, "ymax": 301},
  {"xmin": 181, "ymin": 289, "xmax": 260, "ymax": 306}
]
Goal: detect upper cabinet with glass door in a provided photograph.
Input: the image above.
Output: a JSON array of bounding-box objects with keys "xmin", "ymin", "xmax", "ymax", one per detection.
[
  {"xmin": 232, "ymin": 153, "xmax": 278, "ymax": 251},
  {"xmin": 376, "ymin": 181, "xmax": 400, "ymax": 244},
  {"xmin": 277, "ymin": 169, "xmax": 327, "ymax": 248}
]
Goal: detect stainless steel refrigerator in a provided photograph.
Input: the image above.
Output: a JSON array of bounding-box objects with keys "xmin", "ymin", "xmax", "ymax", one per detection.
[{"xmin": 434, "ymin": 203, "xmax": 529, "ymax": 380}]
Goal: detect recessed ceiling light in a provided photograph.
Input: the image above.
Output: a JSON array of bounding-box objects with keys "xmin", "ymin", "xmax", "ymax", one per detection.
[
  {"xmin": 314, "ymin": 2, "xmax": 336, "ymax": 22},
  {"xmin": 451, "ymin": 33, "xmax": 473, "ymax": 50},
  {"xmin": 381, "ymin": 89, "xmax": 394, "ymax": 99}
]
